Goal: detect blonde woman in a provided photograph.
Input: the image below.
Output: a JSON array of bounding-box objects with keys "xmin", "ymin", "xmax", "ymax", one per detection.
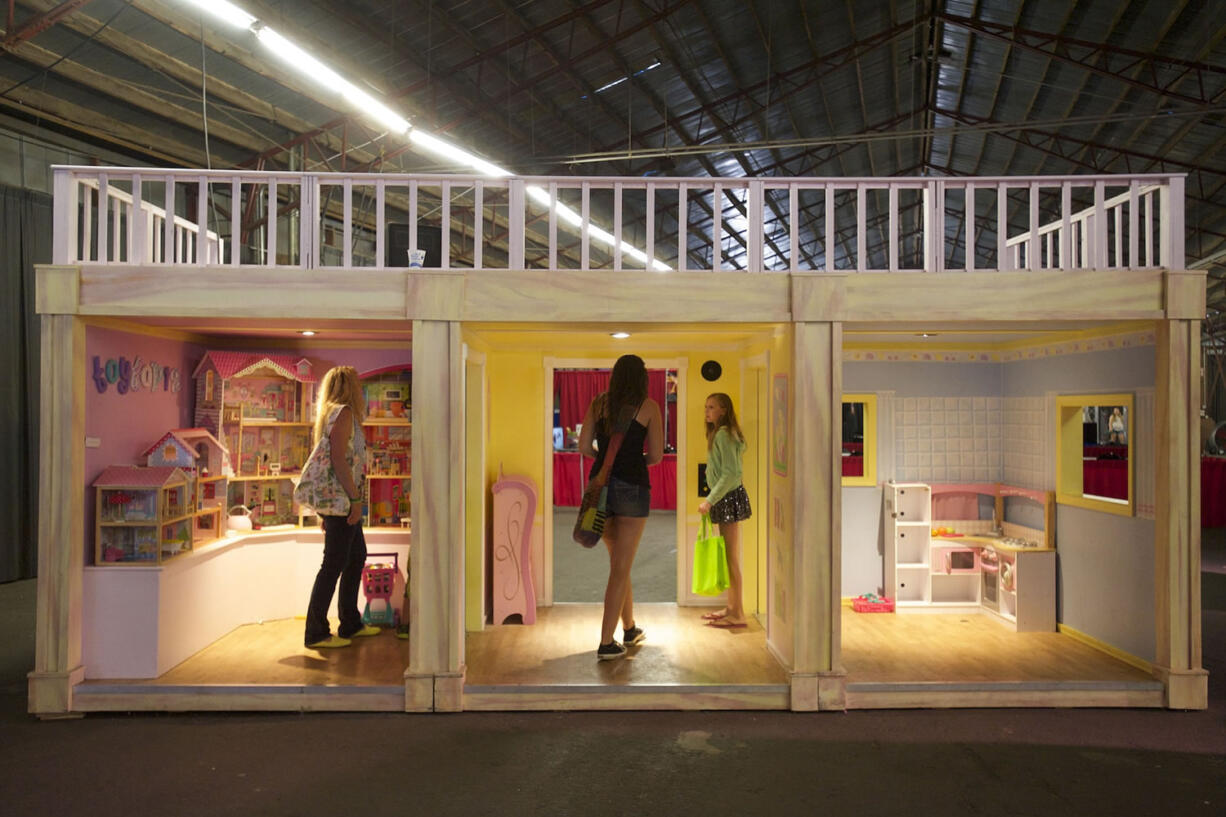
[
  {"xmin": 697, "ymin": 393, "xmax": 752, "ymax": 628},
  {"xmin": 300, "ymin": 366, "xmax": 380, "ymax": 649}
]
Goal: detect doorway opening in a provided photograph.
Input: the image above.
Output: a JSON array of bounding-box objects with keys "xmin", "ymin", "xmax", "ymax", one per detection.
[{"xmin": 550, "ymin": 366, "xmax": 679, "ymax": 603}]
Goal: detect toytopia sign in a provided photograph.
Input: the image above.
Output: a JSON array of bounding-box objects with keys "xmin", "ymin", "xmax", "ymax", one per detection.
[{"xmin": 91, "ymin": 355, "xmax": 182, "ymax": 395}]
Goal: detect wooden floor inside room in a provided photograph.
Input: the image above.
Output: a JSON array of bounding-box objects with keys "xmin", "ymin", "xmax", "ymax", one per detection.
[
  {"xmin": 841, "ymin": 610, "xmax": 1155, "ymax": 684},
  {"xmin": 465, "ymin": 603, "xmax": 788, "ymax": 686},
  {"xmin": 109, "ymin": 618, "xmax": 410, "ymax": 686}
]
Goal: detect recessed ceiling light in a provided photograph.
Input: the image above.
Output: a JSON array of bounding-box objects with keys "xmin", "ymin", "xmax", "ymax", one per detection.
[
  {"xmin": 299, "ymin": 330, "xmax": 316, "ymax": 336},
  {"xmin": 610, "ymin": 331, "xmax": 631, "ymax": 339},
  {"xmin": 917, "ymin": 332, "xmax": 938, "ymax": 338}
]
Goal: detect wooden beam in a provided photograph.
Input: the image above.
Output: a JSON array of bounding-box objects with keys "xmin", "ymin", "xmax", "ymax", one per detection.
[{"xmin": 1, "ymin": 0, "xmax": 98, "ymax": 48}]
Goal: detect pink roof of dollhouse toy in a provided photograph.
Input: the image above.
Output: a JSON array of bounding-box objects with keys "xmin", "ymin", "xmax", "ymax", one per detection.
[
  {"xmin": 92, "ymin": 465, "xmax": 189, "ymax": 487},
  {"xmin": 192, "ymin": 351, "xmax": 315, "ymax": 383},
  {"xmin": 141, "ymin": 428, "xmax": 229, "ymax": 459}
]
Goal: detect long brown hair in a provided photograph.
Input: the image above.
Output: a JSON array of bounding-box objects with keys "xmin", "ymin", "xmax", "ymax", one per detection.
[
  {"xmin": 705, "ymin": 392, "xmax": 745, "ymax": 450},
  {"xmin": 313, "ymin": 366, "xmax": 366, "ymax": 444},
  {"xmin": 595, "ymin": 354, "xmax": 648, "ymax": 435}
]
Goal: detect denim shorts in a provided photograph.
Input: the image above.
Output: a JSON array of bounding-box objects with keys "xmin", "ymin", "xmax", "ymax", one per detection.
[{"xmin": 606, "ymin": 476, "xmax": 651, "ymax": 518}]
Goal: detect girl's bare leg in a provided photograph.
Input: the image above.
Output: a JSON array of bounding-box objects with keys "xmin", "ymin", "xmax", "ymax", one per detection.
[
  {"xmin": 601, "ymin": 515, "xmax": 646, "ymax": 644},
  {"xmin": 720, "ymin": 520, "xmax": 746, "ymax": 623}
]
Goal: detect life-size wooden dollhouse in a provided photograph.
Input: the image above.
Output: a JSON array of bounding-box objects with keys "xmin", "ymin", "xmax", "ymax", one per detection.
[{"xmin": 31, "ymin": 167, "xmax": 1207, "ymax": 716}]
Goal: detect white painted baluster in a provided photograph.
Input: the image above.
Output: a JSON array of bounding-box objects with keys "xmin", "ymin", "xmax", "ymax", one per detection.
[
  {"xmin": 964, "ymin": 182, "xmax": 974, "ymax": 271},
  {"xmin": 580, "ymin": 182, "xmax": 590, "ymax": 270},
  {"xmin": 1113, "ymin": 205, "xmax": 1123, "ymax": 269},
  {"xmin": 789, "ymin": 184, "xmax": 799, "ymax": 272},
  {"xmin": 996, "ymin": 184, "xmax": 1008, "ymax": 271},
  {"xmin": 266, "ymin": 178, "xmax": 278, "ymax": 266},
  {"xmin": 825, "ymin": 183, "xmax": 835, "ymax": 271},
  {"xmin": 1143, "ymin": 190, "xmax": 1153, "ymax": 267},
  {"xmin": 1127, "ymin": 181, "xmax": 1139, "ymax": 269},
  {"xmin": 645, "ymin": 183, "xmax": 655, "ymax": 271},
  {"xmin": 748, "ymin": 180, "xmax": 763, "ymax": 272},
  {"xmin": 131, "ymin": 173, "xmax": 145, "ymax": 264},
  {"xmin": 888, "ymin": 183, "xmax": 899, "ymax": 272},
  {"xmin": 163, "ymin": 175, "xmax": 174, "ymax": 264},
  {"xmin": 1028, "ymin": 181, "xmax": 1040, "ymax": 271},
  {"xmin": 112, "ymin": 188, "xmax": 122, "ymax": 263},
  {"xmin": 508, "ymin": 179, "xmax": 524, "ymax": 269},
  {"xmin": 52, "ymin": 171, "xmax": 76, "ymax": 264},
  {"xmin": 472, "ymin": 181, "xmax": 483, "ymax": 270},
  {"xmin": 375, "ymin": 179, "xmax": 386, "ymax": 268},
  {"xmin": 1161, "ymin": 175, "xmax": 1184, "ymax": 269},
  {"xmin": 614, "ymin": 182, "xmax": 623, "ymax": 270},
  {"xmin": 677, "ymin": 185, "xmax": 687, "ymax": 271},
  {"xmin": 548, "ymin": 182, "xmax": 557, "ymax": 271},
  {"xmin": 409, "ymin": 181, "xmax": 419, "ymax": 263},
  {"xmin": 855, "ymin": 184, "xmax": 866, "ymax": 272},
  {"xmin": 197, "ymin": 175, "xmax": 209, "ymax": 264},
  {"xmin": 1092, "ymin": 180, "xmax": 1106, "ymax": 269},
  {"xmin": 711, "ymin": 183, "xmax": 721, "ymax": 272},
  {"xmin": 97, "ymin": 173, "xmax": 109, "ymax": 263},
  {"xmin": 441, "ymin": 180, "xmax": 451, "ymax": 269},
  {"xmin": 1060, "ymin": 182, "xmax": 1072, "ymax": 269},
  {"xmin": 231, "ymin": 179, "xmax": 241, "ymax": 266},
  {"xmin": 342, "ymin": 178, "xmax": 352, "ymax": 269},
  {"xmin": 82, "ymin": 179, "xmax": 93, "ymax": 262}
]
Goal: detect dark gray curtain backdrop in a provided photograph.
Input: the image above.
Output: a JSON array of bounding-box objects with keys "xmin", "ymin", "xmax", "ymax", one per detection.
[{"xmin": 1, "ymin": 184, "xmax": 48, "ymax": 583}]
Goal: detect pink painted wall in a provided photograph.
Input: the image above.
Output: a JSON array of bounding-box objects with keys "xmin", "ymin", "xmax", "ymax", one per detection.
[{"xmin": 83, "ymin": 330, "xmax": 411, "ymax": 562}]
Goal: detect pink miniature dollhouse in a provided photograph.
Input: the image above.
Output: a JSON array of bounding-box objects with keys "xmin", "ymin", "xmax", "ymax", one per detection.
[
  {"xmin": 143, "ymin": 428, "xmax": 231, "ymax": 479},
  {"xmin": 191, "ymin": 351, "xmax": 316, "ymax": 439}
]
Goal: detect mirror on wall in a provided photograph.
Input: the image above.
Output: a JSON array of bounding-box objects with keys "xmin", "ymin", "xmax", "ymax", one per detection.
[
  {"xmin": 1056, "ymin": 394, "xmax": 1133, "ymax": 515},
  {"xmin": 842, "ymin": 401, "xmax": 865, "ymax": 478},
  {"xmin": 841, "ymin": 394, "xmax": 876, "ymax": 486}
]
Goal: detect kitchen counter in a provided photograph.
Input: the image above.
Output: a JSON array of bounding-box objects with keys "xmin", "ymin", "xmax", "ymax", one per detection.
[{"xmin": 934, "ymin": 534, "xmax": 1054, "ymax": 553}]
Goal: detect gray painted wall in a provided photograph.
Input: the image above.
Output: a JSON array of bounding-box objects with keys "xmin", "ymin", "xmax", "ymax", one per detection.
[
  {"xmin": 1056, "ymin": 505, "xmax": 1156, "ymax": 661},
  {"xmin": 845, "ymin": 361, "xmax": 1003, "ymax": 395},
  {"xmin": 1002, "ymin": 346, "xmax": 1154, "ymax": 396}
]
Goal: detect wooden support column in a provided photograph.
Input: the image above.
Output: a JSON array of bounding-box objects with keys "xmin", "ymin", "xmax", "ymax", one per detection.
[
  {"xmin": 28, "ymin": 314, "xmax": 86, "ymax": 717},
  {"xmin": 406, "ymin": 320, "xmax": 467, "ymax": 711},
  {"xmin": 1154, "ymin": 319, "xmax": 1208, "ymax": 709},
  {"xmin": 789, "ymin": 322, "xmax": 845, "ymax": 711}
]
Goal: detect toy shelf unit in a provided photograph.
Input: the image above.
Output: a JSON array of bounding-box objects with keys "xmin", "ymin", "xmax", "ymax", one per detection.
[
  {"xmin": 227, "ymin": 476, "xmax": 301, "ymax": 528},
  {"xmin": 361, "ymin": 364, "xmax": 412, "ymax": 529},
  {"xmin": 94, "ymin": 466, "xmax": 196, "ymax": 565},
  {"xmin": 884, "ymin": 482, "xmax": 932, "ymax": 606}
]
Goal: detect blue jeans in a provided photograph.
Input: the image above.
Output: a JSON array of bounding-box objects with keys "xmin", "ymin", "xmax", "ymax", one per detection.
[
  {"xmin": 606, "ymin": 476, "xmax": 651, "ymax": 518},
  {"xmin": 304, "ymin": 516, "xmax": 367, "ymax": 644}
]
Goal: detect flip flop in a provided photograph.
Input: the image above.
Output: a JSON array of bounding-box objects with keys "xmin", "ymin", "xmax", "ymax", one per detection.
[
  {"xmin": 701, "ymin": 610, "xmax": 727, "ymax": 621},
  {"xmin": 706, "ymin": 619, "xmax": 748, "ymax": 629}
]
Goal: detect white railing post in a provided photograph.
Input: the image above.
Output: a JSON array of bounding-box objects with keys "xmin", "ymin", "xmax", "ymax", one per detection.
[
  {"xmin": 996, "ymin": 183, "xmax": 1009, "ymax": 272},
  {"xmin": 472, "ymin": 182, "xmax": 483, "ymax": 270},
  {"xmin": 645, "ymin": 182, "xmax": 656, "ymax": 271},
  {"xmin": 614, "ymin": 181, "xmax": 624, "ymax": 271},
  {"xmin": 1161, "ymin": 175, "xmax": 1184, "ymax": 269},
  {"xmin": 825, "ymin": 183, "xmax": 835, "ymax": 271},
  {"xmin": 1092, "ymin": 180, "xmax": 1107, "ymax": 269},
  {"xmin": 375, "ymin": 178, "xmax": 386, "ymax": 268},
  {"xmin": 164, "ymin": 175, "xmax": 176, "ymax": 265},
  {"xmin": 888, "ymin": 183, "xmax": 899, "ymax": 272},
  {"xmin": 509, "ymin": 178, "xmax": 525, "ymax": 270},
  {"xmin": 408, "ymin": 180, "xmax": 419, "ymax": 262},
  {"xmin": 52, "ymin": 170, "xmax": 76, "ymax": 264},
  {"xmin": 789, "ymin": 184, "xmax": 800, "ymax": 272},
  {"xmin": 711, "ymin": 183, "xmax": 722, "ymax": 272},
  {"xmin": 922, "ymin": 181, "xmax": 936, "ymax": 272},
  {"xmin": 1028, "ymin": 181, "xmax": 1040, "ymax": 271},
  {"xmin": 266, "ymin": 178, "xmax": 278, "ymax": 266},
  {"xmin": 855, "ymin": 183, "xmax": 866, "ymax": 272},
  {"xmin": 748, "ymin": 180, "xmax": 763, "ymax": 272},
  {"xmin": 548, "ymin": 182, "xmax": 557, "ymax": 271},
  {"xmin": 441, "ymin": 180, "xmax": 452, "ymax": 270},
  {"xmin": 97, "ymin": 172, "xmax": 109, "ymax": 263},
  {"xmin": 196, "ymin": 175, "xmax": 209, "ymax": 265},
  {"xmin": 342, "ymin": 177, "xmax": 352, "ymax": 269},
  {"xmin": 305, "ymin": 173, "xmax": 320, "ymax": 269},
  {"xmin": 1060, "ymin": 182, "xmax": 1072, "ymax": 269},
  {"xmin": 581, "ymin": 181, "xmax": 590, "ymax": 270},
  {"xmin": 1127, "ymin": 180, "xmax": 1139, "ymax": 269},
  {"xmin": 963, "ymin": 182, "xmax": 974, "ymax": 271},
  {"xmin": 677, "ymin": 185, "xmax": 687, "ymax": 272},
  {"xmin": 131, "ymin": 173, "xmax": 145, "ymax": 265}
]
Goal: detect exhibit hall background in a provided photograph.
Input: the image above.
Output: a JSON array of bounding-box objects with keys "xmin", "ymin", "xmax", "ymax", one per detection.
[{"xmin": 0, "ymin": 184, "xmax": 48, "ymax": 583}]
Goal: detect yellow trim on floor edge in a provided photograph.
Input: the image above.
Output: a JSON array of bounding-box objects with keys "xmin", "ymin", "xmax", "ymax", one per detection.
[{"xmin": 1058, "ymin": 623, "xmax": 1152, "ymax": 674}]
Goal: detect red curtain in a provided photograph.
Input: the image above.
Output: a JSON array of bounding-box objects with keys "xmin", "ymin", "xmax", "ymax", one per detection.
[
  {"xmin": 556, "ymin": 370, "xmax": 610, "ymax": 431},
  {"xmin": 556, "ymin": 369, "xmax": 671, "ymax": 444}
]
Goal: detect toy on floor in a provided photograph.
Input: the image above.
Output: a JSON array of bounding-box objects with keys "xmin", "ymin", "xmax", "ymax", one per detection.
[
  {"xmin": 852, "ymin": 593, "xmax": 895, "ymax": 613},
  {"xmin": 362, "ymin": 552, "xmax": 406, "ymax": 627}
]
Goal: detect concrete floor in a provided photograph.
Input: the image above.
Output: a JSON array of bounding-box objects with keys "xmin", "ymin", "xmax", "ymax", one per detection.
[{"xmin": 2, "ymin": 533, "xmax": 1224, "ymax": 817}]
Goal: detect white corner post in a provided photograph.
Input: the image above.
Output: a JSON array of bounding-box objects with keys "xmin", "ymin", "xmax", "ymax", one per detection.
[
  {"xmin": 28, "ymin": 314, "xmax": 86, "ymax": 717},
  {"xmin": 406, "ymin": 320, "xmax": 466, "ymax": 711},
  {"xmin": 790, "ymin": 321, "xmax": 845, "ymax": 711}
]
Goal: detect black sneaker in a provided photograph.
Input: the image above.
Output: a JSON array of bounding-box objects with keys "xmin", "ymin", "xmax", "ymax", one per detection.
[
  {"xmin": 597, "ymin": 641, "xmax": 627, "ymax": 661},
  {"xmin": 622, "ymin": 626, "xmax": 645, "ymax": 646}
]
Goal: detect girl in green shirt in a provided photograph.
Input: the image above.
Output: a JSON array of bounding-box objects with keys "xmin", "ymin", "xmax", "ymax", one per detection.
[{"xmin": 697, "ymin": 393, "xmax": 752, "ymax": 628}]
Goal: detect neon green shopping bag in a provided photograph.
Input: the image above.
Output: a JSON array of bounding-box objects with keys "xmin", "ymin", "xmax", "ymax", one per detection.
[{"xmin": 692, "ymin": 513, "xmax": 730, "ymax": 596}]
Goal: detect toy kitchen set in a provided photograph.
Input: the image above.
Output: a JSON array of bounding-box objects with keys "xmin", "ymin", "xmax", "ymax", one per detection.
[{"xmin": 884, "ymin": 482, "xmax": 1056, "ymax": 631}]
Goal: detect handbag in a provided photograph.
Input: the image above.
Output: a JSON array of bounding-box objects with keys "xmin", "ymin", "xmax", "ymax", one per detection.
[
  {"xmin": 691, "ymin": 513, "xmax": 730, "ymax": 596},
  {"xmin": 572, "ymin": 424, "xmax": 628, "ymax": 548}
]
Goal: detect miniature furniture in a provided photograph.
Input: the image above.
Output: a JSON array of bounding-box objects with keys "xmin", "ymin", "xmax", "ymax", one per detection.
[
  {"xmin": 491, "ymin": 470, "xmax": 538, "ymax": 625},
  {"xmin": 143, "ymin": 427, "xmax": 229, "ymax": 546},
  {"xmin": 360, "ymin": 364, "xmax": 412, "ymax": 528},
  {"xmin": 193, "ymin": 351, "xmax": 316, "ymax": 527},
  {"xmin": 884, "ymin": 481, "xmax": 1057, "ymax": 632},
  {"xmin": 93, "ymin": 466, "xmax": 194, "ymax": 565},
  {"xmin": 361, "ymin": 552, "xmax": 406, "ymax": 627}
]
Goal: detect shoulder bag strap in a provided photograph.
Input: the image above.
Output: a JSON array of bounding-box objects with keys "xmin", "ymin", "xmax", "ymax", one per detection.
[{"xmin": 591, "ymin": 400, "xmax": 640, "ymax": 487}]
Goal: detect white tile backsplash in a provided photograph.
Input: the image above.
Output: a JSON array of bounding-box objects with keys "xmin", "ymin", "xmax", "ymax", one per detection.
[{"xmin": 894, "ymin": 395, "xmax": 1005, "ymax": 483}]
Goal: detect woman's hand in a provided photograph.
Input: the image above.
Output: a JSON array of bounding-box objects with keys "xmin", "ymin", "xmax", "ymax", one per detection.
[
  {"xmin": 347, "ymin": 498, "xmax": 363, "ymax": 525},
  {"xmin": 698, "ymin": 500, "xmax": 711, "ymax": 515}
]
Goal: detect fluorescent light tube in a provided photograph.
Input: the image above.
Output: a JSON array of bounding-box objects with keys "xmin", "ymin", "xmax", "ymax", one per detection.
[
  {"xmin": 409, "ymin": 130, "xmax": 511, "ymax": 177},
  {"xmin": 255, "ymin": 27, "xmax": 348, "ymax": 95},
  {"xmin": 180, "ymin": 0, "xmax": 257, "ymax": 29}
]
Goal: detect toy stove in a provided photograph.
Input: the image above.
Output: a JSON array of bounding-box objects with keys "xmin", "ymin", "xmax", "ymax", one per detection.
[{"xmin": 999, "ymin": 536, "xmax": 1041, "ymax": 548}]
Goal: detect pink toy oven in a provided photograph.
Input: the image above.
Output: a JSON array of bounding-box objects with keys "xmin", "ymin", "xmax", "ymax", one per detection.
[{"xmin": 932, "ymin": 546, "xmax": 980, "ymax": 575}]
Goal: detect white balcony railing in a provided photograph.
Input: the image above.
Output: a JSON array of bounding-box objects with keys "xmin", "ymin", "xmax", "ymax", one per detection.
[{"xmin": 51, "ymin": 167, "xmax": 1185, "ymax": 274}]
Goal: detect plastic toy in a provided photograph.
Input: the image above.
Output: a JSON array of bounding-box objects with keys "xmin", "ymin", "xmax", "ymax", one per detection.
[{"xmin": 361, "ymin": 552, "xmax": 406, "ymax": 627}]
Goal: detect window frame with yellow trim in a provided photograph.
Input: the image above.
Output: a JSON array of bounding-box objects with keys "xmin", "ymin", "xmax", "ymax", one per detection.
[
  {"xmin": 841, "ymin": 393, "xmax": 877, "ymax": 487},
  {"xmin": 1055, "ymin": 393, "xmax": 1134, "ymax": 516}
]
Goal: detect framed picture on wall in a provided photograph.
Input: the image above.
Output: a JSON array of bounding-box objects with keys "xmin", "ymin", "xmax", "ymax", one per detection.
[{"xmin": 772, "ymin": 374, "xmax": 788, "ymax": 476}]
